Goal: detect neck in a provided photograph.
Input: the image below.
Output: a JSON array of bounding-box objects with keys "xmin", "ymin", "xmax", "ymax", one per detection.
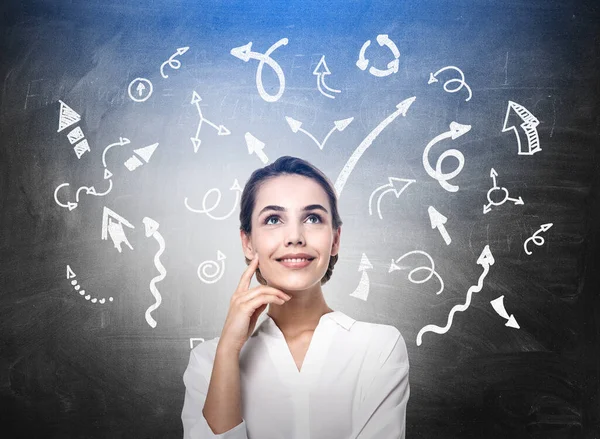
[{"xmin": 266, "ymin": 283, "xmax": 333, "ymax": 338}]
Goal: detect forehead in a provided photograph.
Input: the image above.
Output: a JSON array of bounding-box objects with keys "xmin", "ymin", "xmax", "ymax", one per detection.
[{"xmin": 254, "ymin": 174, "xmax": 330, "ymax": 212}]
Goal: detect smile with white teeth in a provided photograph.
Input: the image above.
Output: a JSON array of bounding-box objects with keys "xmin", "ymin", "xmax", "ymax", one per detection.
[{"xmin": 278, "ymin": 258, "xmax": 314, "ymax": 262}]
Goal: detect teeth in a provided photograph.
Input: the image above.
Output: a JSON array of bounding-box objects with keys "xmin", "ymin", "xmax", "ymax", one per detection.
[{"xmin": 280, "ymin": 258, "xmax": 311, "ymax": 262}]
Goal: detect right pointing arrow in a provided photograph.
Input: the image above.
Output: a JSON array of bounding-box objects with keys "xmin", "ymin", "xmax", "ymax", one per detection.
[{"xmin": 428, "ymin": 206, "xmax": 451, "ymax": 245}]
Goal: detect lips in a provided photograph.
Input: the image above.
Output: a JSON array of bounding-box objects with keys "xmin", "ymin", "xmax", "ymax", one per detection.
[{"xmin": 277, "ymin": 258, "xmax": 315, "ymax": 269}]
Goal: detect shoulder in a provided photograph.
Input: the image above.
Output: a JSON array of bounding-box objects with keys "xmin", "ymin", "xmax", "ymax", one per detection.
[
  {"xmin": 350, "ymin": 318, "xmax": 408, "ymax": 369},
  {"xmin": 188, "ymin": 336, "xmax": 221, "ymax": 369}
]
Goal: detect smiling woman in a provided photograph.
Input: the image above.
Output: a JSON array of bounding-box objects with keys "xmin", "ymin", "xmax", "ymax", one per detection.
[{"xmin": 181, "ymin": 156, "xmax": 410, "ymax": 439}]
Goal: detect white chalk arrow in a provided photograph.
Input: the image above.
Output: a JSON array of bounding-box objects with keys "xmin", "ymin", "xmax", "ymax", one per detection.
[
  {"xmin": 422, "ymin": 121, "xmax": 470, "ymax": 192},
  {"xmin": 285, "ymin": 116, "xmax": 354, "ymax": 150},
  {"xmin": 349, "ymin": 253, "xmax": 374, "ymax": 301},
  {"xmin": 490, "ymin": 296, "xmax": 520, "ymax": 328},
  {"xmin": 428, "ymin": 206, "xmax": 451, "ymax": 245},
  {"xmin": 313, "ymin": 56, "xmax": 341, "ymax": 99},
  {"xmin": 335, "ymin": 96, "xmax": 415, "ymax": 197},
  {"xmin": 102, "ymin": 137, "xmax": 130, "ymax": 168},
  {"xmin": 143, "ymin": 217, "xmax": 166, "ymax": 329},
  {"xmin": 230, "ymin": 38, "xmax": 288, "ymax": 103},
  {"xmin": 66, "ymin": 265, "xmax": 76, "ymax": 279},
  {"xmin": 245, "ymin": 132, "xmax": 268, "ymax": 164},
  {"xmin": 57, "ymin": 100, "xmax": 81, "ymax": 132},
  {"xmin": 368, "ymin": 177, "xmax": 415, "ymax": 220},
  {"xmin": 502, "ymin": 101, "xmax": 541, "ymax": 155},
  {"xmin": 417, "ymin": 245, "xmax": 495, "ymax": 346},
  {"xmin": 101, "ymin": 206, "xmax": 135, "ymax": 253}
]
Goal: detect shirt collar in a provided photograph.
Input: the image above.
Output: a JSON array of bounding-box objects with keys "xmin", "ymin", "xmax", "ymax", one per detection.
[{"xmin": 252, "ymin": 310, "xmax": 356, "ymax": 337}]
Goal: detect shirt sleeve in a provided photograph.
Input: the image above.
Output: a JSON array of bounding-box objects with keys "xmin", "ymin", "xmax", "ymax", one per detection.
[
  {"xmin": 181, "ymin": 346, "xmax": 249, "ymax": 439},
  {"xmin": 350, "ymin": 329, "xmax": 410, "ymax": 439}
]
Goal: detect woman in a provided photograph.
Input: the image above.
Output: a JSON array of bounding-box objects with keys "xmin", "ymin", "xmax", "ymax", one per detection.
[{"xmin": 182, "ymin": 156, "xmax": 410, "ymax": 438}]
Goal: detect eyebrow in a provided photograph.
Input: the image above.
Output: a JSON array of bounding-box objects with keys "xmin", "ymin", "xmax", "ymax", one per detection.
[{"xmin": 257, "ymin": 204, "xmax": 329, "ymax": 217}]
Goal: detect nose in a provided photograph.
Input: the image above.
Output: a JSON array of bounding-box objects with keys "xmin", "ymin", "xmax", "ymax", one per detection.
[{"xmin": 285, "ymin": 221, "xmax": 305, "ymax": 246}]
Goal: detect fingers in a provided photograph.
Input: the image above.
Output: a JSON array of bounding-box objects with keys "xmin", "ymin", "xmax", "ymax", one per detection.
[
  {"xmin": 236, "ymin": 253, "xmax": 260, "ymax": 293},
  {"xmin": 242, "ymin": 285, "xmax": 291, "ymax": 304}
]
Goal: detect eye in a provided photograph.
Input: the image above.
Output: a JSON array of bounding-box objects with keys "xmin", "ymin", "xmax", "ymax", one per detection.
[
  {"xmin": 306, "ymin": 213, "xmax": 322, "ymax": 224},
  {"xmin": 264, "ymin": 215, "xmax": 280, "ymax": 225}
]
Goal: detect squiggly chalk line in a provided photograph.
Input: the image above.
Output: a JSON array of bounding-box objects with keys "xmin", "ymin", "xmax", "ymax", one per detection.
[
  {"xmin": 416, "ymin": 245, "xmax": 494, "ymax": 346},
  {"xmin": 143, "ymin": 217, "xmax": 166, "ymax": 328}
]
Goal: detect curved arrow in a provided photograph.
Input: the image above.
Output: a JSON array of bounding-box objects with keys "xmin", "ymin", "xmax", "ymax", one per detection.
[
  {"xmin": 160, "ymin": 46, "xmax": 189, "ymax": 79},
  {"xmin": 102, "ymin": 137, "xmax": 130, "ymax": 168},
  {"xmin": 231, "ymin": 38, "xmax": 288, "ymax": 103},
  {"xmin": 184, "ymin": 179, "xmax": 242, "ymax": 220},
  {"xmin": 428, "ymin": 66, "xmax": 472, "ymax": 101},
  {"xmin": 422, "ymin": 122, "xmax": 470, "ymax": 192}
]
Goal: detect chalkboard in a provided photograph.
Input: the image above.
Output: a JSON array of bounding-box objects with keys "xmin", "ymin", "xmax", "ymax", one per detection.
[{"xmin": 1, "ymin": 0, "xmax": 599, "ymax": 437}]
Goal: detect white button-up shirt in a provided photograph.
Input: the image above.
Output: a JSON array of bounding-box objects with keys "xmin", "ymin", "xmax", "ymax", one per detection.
[{"xmin": 182, "ymin": 310, "xmax": 410, "ymax": 439}]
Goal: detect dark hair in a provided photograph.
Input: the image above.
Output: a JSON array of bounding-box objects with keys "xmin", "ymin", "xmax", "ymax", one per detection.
[{"xmin": 239, "ymin": 156, "xmax": 343, "ymax": 285}]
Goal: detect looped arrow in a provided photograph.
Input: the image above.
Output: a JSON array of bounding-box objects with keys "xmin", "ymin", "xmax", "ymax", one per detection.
[
  {"xmin": 524, "ymin": 223, "xmax": 553, "ymax": 255},
  {"xmin": 428, "ymin": 66, "xmax": 472, "ymax": 101},
  {"xmin": 230, "ymin": 38, "xmax": 288, "ymax": 102},
  {"xmin": 356, "ymin": 34, "xmax": 400, "ymax": 77},
  {"xmin": 160, "ymin": 47, "xmax": 189, "ymax": 79}
]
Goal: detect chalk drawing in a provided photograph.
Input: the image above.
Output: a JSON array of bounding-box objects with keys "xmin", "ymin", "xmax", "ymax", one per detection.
[
  {"xmin": 101, "ymin": 206, "xmax": 135, "ymax": 253},
  {"xmin": 524, "ymin": 223, "xmax": 553, "ymax": 255},
  {"xmin": 416, "ymin": 245, "xmax": 495, "ymax": 346},
  {"xmin": 245, "ymin": 132, "xmax": 268, "ymax": 164},
  {"xmin": 102, "ymin": 137, "xmax": 131, "ymax": 168},
  {"xmin": 197, "ymin": 250, "xmax": 226, "ymax": 284},
  {"xmin": 128, "ymin": 78, "xmax": 153, "ymax": 102},
  {"xmin": 335, "ymin": 96, "xmax": 415, "ymax": 197},
  {"xmin": 368, "ymin": 177, "xmax": 415, "ymax": 220},
  {"xmin": 189, "ymin": 338, "xmax": 205, "ymax": 349},
  {"xmin": 57, "ymin": 100, "xmax": 81, "ymax": 132},
  {"xmin": 490, "ymin": 295, "xmax": 520, "ymax": 328},
  {"xmin": 502, "ymin": 101, "xmax": 541, "ymax": 155},
  {"xmin": 73, "ymin": 139, "xmax": 91, "ymax": 159},
  {"xmin": 422, "ymin": 121, "xmax": 470, "ymax": 192},
  {"xmin": 356, "ymin": 34, "xmax": 400, "ymax": 77},
  {"xmin": 66, "ymin": 264, "xmax": 114, "ymax": 304},
  {"xmin": 67, "ymin": 126, "xmax": 85, "ymax": 144},
  {"xmin": 483, "ymin": 168, "xmax": 524, "ymax": 214},
  {"xmin": 190, "ymin": 91, "xmax": 230, "ymax": 153},
  {"xmin": 230, "ymin": 38, "xmax": 288, "ymax": 102},
  {"xmin": 53, "ymin": 179, "xmax": 113, "ymax": 211},
  {"xmin": 428, "ymin": 206, "xmax": 452, "ymax": 245},
  {"xmin": 285, "ymin": 116, "xmax": 353, "ymax": 151},
  {"xmin": 143, "ymin": 217, "xmax": 166, "ymax": 329},
  {"xmin": 184, "ymin": 178, "xmax": 241, "ymax": 220},
  {"xmin": 124, "ymin": 143, "xmax": 159, "ymax": 171},
  {"xmin": 389, "ymin": 250, "xmax": 445, "ymax": 296},
  {"xmin": 160, "ymin": 47, "xmax": 189, "ymax": 79},
  {"xmin": 313, "ymin": 56, "xmax": 341, "ymax": 99},
  {"xmin": 349, "ymin": 253, "xmax": 373, "ymax": 301},
  {"xmin": 428, "ymin": 66, "xmax": 473, "ymax": 101}
]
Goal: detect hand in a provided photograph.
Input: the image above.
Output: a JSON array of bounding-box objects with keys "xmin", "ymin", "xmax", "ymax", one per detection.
[{"xmin": 218, "ymin": 254, "xmax": 291, "ymax": 354}]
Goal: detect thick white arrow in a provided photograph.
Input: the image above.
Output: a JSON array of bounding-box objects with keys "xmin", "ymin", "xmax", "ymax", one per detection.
[
  {"xmin": 349, "ymin": 253, "xmax": 373, "ymax": 301},
  {"xmin": 490, "ymin": 296, "xmax": 520, "ymax": 328},
  {"xmin": 428, "ymin": 206, "xmax": 451, "ymax": 245},
  {"xmin": 245, "ymin": 132, "xmax": 268, "ymax": 164}
]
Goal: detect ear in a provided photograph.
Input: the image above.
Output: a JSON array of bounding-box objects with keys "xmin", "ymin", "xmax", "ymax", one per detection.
[
  {"xmin": 330, "ymin": 226, "xmax": 341, "ymax": 257},
  {"xmin": 240, "ymin": 230, "xmax": 255, "ymax": 260}
]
